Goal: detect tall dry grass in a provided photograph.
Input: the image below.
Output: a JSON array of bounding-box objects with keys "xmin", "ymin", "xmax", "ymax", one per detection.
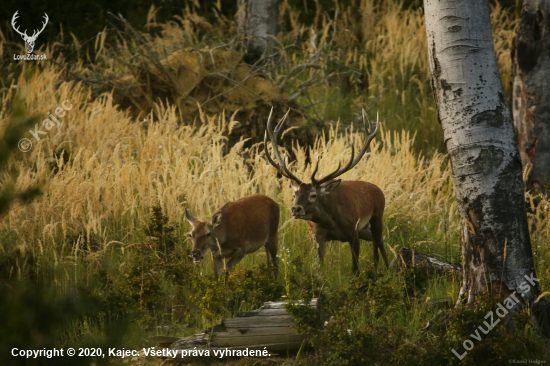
[
  {"xmin": 276, "ymin": 0, "xmax": 516, "ymax": 153},
  {"xmin": 44, "ymin": 0, "xmax": 518, "ymax": 157},
  {"xmin": 0, "ymin": 0, "xmax": 546, "ymax": 291},
  {"xmin": 2, "ymin": 2, "xmax": 550, "ymax": 358},
  {"xmin": 1, "ymin": 61, "xmax": 457, "ymax": 277}
]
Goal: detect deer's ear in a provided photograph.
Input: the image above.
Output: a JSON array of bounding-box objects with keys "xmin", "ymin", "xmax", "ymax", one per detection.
[
  {"xmin": 319, "ymin": 180, "xmax": 341, "ymax": 195},
  {"xmin": 185, "ymin": 208, "xmax": 197, "ymax": 225},
  {"xmin": 211, "ymin": 212, "xmax": 222, "ymax": 227}
]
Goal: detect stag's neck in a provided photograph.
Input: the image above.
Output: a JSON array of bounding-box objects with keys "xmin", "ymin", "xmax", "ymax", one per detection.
[{"xmin": 310, "ymin": 195, "xmax": 337, "ymax": 229}]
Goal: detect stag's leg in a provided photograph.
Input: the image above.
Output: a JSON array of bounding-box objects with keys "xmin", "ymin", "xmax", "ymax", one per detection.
[
  {"xmin": 349, "ymin": 231, "xmax": 361, "ymax": 274},
  {"xmin": 359, "ymin": 225, "xmax": 373, "ymax": 242},
  {"xmin": 370, "ymin": 215, "xmax": 389, "ymax": 271},
  {"xmin": 314, "ymin": 230, "xmax": 327, "ymax": 265}
]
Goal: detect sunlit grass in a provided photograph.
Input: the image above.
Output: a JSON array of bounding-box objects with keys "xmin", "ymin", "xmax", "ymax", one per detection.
[{"xmin": 1, "ymin": 0, "xmax": 548, "ymax": 362}]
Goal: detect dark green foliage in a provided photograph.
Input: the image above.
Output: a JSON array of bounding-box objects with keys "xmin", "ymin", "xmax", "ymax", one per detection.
[
  {"xmin": 116, "ymin": 247, "xmax": 163, "ymax": 313},
  {"xmin": 145, "ymin": 204, "xmax": 177, "ymax": 255},
  {"xmin": 0, "ymin": 281, "xmax": 127, "ymax": 366},
  {"xmin": 391, "ymin": 293, "xmax": 550, "ymax": 366},
  {"xmin": 318, "ymin": 320, "xmax": 395, "ymax": 366},
  {"xmin": 88, "ymin": 248, "xmax": 193, "ymax": 329},
  {"xmin": 402, "ymin": 265, "xmax": 431, "ymax": 299},
  {"xmin": 229, "ymin": 264, "xmax": 286, "ymax": 310},
  {"xmin": 342, "ymin": 270, "xmax": 404, "ymax": 318},
  {"xmin": 284, "ymin": 295, "xmax": 321, "ymax": 334},
  {"xmin": 0, "ymin": 104, "xmax": 42, "ymax": 216},
  {"xmin": 435, "ymin": 293, "xmax": 549, "ymax": 366},
  {"xmin": 0, "ymin": 229, "xmax": 38, "ymax": 282},
  {"xmin": 283, "ymin": 268, "xmax": 550, "ymax": 366},
  {"xmin": 190, "ymin": 264, "xmax": 286, "ymax": 322}
]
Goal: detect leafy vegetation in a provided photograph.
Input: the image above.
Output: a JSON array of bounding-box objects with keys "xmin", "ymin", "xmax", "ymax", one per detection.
[{"xmin": 0, "ymin": 1, "xmax": 549, "ymax": 365}]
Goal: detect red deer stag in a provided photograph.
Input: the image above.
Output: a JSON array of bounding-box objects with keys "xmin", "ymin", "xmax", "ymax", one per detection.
[
  {"xmin": 264, "ymin": 108, "xmax": 389, "ymax": 273},
  {"xmin": 185, "ymin": 194, "xmax": 279, "ymax": 283}
]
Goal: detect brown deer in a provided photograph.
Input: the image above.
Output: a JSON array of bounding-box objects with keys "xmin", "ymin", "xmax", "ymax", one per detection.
[
  {"xmin": 185, "ymin": 194, "xmax": 279, "ymax": 282},
  {"xmin": 264, "ymin": 108, "xmax": 389, "ymax": 273}
]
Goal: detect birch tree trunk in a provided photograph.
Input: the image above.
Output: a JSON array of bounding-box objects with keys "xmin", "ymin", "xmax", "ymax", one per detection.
[
  {"xmin": 237, "ymin": 0, "xmax": 279, "ymax": 62},
  {"xmin": 512, "ymin": 0, "xmax": 550, "ymax": 192},
  {"xmin": 423, "ymin": 0, "xmax": 545, "ymax": 312}
]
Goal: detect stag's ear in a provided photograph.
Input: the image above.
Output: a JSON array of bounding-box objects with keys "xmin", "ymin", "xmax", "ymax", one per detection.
[
  {"xmin": 185, "ymin": 208, "xmax": 197, "ymax": 225},
  {"xmin": 211, "ymin": 212, "xmax": 222, "ymax": 227},
  {"xmin": 319, "ymin": 179, "xmax": 341, "ymax": 195}
]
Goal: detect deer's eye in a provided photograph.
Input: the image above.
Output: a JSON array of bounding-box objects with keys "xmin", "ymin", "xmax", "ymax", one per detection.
[
  {"xmin": 187, "ymin": 232, "xmax": 192, "ymax": 238},
  {"xmin": 309, "ymin": 193, "xmax": 317, "ymax": 201},
  {"xmin": 206, "ymin": 232, "xmax": 211, "ymax": 237}
]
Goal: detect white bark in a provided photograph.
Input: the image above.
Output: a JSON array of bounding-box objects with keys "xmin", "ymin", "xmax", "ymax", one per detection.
[
  {"xmin": 423, "ymin": 0, "xmax": 540, "ymax": 306},
  {"xmin": 512, "ymin": 0, "xmax": 550, "ymax": 191},
  {"xmin": 237, "ymin": 0, "xmax": 279, "ymax": 58}
]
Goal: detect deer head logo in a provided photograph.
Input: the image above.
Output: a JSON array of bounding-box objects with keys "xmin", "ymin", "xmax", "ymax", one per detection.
[{"xmin": 11, "ymin": 11, "xmax": 49, "ymax": 54}]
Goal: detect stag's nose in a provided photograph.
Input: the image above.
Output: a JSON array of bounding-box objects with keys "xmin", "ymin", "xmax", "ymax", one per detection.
[
  {"xmin": 291, "ymin": 205, "xmax": 304, "ymax": 217},
  {"xmin": 191, "ymin": 250, "xmax": 201, "ymax": 259}
]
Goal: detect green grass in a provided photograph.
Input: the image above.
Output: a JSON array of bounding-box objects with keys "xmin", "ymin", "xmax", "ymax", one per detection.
[{"xmin": 0, "ymin": 1, "xmax": 549, "ymax": 365}]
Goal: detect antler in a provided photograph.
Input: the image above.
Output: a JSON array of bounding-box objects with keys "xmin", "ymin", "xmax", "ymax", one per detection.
[
  {"xmin": 264, "ymin": 107, "xmax": 303, "ymax": 186},
  {"xmin": 311, "ymin": 109, "xmax": 379, "ymax": 186},
  {"xmin": 11, "ymin": 11, "xmax": 28, "ymax": 39},
  {"xmin": 29, "ymin": 13, "xmax": 49, "ymax": 40}
]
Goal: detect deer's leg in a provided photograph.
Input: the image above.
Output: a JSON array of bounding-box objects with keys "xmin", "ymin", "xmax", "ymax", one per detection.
[
  {"xmin": 266, "ymin": 234, "xmax": 279, "ymax": 279},
  {"xmin": 265, "ymin": 245, "xmax": 272, "ymax": 267},
  {"xmin": 359, "ymin": 225, "xmax": 373, "ymax": 241},
  {"xmin": 314, "ymin": 230, "xmax": 327, "ymax": 265},
  {"xmin": 370, "ymin": 215, "xmax": 389, "ymax": 271},
  {"xmin": 350, "ymin": 231, "xmax": 361, "ymax": 274},
  {"xmin": 224, "ymin": 248, "xmax": 246, "ymax": 283},
  {"xmin": 212, "ymin": 253, "xmax": 224, "ymax": 281}
]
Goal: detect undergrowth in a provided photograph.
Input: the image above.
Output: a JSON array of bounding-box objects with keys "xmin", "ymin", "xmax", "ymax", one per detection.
[{"xmin": 0, "ymin": 1, "xmax": 549, "ymax": 365}]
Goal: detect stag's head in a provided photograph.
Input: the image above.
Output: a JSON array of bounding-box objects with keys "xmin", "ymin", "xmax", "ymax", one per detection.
[
  {"xmin": 264, "ymin": 108, "xmax": 379, "ymax": 220},
  {"xmin": 11, "ymin": 11, "xmax": 49, "ymax": 54},
  {"xmin": 185, "ymin": 208, "xmax": 217, "ymax": 265}
]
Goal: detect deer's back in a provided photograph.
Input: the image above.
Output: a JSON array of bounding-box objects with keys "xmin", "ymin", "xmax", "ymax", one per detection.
[{"xmin": 215, "ymin": 194, "xmax": 279, "ymax": 243}]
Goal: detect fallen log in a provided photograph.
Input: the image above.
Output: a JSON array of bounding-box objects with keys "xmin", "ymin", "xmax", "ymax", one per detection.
[
  {"xmin": 147, "ymin": 298, "xmax": 318, "ymax": 362},
  {"xmin": 390, "ymin": 247, "xmax": 462, "ymax": 277},
  {"xmin": 425, "ymin": 297, "xmax": 453, "ymax": 308}
]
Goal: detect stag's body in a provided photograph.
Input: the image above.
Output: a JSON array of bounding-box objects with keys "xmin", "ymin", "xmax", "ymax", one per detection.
[
  {"xmin": 186, "ymin": 194, "xmax": 279, "ymax": 282},
  {"xmin": 301, "ymin": 180, "xmax": 387, "ymax": 273},
  {"xmin": 265, "ymin": 108, "xmax": 389, "ymax": 273}
]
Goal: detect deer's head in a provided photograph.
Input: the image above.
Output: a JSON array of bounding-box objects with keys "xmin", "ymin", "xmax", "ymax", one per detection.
[
  {"xmin": 264, "ymin": 108, "xmax": 379, "ymax": 220},
  {"xmin": 11, "ymin": 11, "xmax": 49, "ymax": 54}
]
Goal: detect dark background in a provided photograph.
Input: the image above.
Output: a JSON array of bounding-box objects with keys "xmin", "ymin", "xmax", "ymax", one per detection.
[{"xmin": 1, "ymin": 0, "xmax": 517, "ymax": 49}]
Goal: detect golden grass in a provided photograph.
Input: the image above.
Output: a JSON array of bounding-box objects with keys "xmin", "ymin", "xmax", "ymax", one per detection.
[
  {"xmin": 1, "ymin": 62, "xmax": 456, "ymax": 268},
  {"xmin": 0, "ymin": 0, "xmax": 547, "ymax": 288}
]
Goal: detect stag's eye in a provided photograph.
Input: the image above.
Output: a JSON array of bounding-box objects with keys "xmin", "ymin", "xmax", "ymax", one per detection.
[
  {"xmin": 309, "ymin": 193, "xmax": 317, "ymax": 201},
  {"xmin": 206, "ymin": 232, "xmax": 211, "ymax": 237}
]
